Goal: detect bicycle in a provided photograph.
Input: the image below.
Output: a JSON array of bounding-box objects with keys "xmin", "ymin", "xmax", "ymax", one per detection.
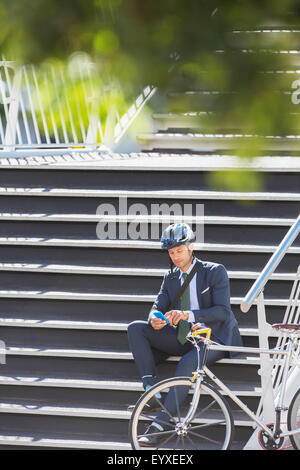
[{"xmin": 129, "ymin": 323, "xmax": 300, "ymax": 450}]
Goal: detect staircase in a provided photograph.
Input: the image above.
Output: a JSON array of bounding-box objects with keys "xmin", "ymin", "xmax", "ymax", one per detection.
[
  {"xmin": 0, "ymin": 153, "xmax": 297, "ymax": 449},
  {"xmin": 0, "ymin": 26, "xmax": 299, "ymax": 450}
]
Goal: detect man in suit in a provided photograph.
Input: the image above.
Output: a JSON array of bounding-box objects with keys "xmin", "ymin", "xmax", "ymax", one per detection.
[{"xmin": 127, "ymin": 222, "xmax": 243, "ymax": 446}]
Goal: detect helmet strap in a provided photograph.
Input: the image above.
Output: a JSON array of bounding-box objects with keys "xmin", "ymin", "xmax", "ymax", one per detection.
[{"xmin": 168, "ymin": 256, "xmax": 176, "ymax": 278}]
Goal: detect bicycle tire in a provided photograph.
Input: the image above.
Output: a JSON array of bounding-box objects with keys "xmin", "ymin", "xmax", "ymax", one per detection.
[
  {"xmin": 287, "ymin": 387, "xmax": 300, "ymax": 450},
  {"xmin": 129, "ymin": 376, "xmax": 234, "ymax": 450}
]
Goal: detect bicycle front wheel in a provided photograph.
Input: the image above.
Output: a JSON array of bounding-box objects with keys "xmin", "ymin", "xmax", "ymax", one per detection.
[
  {"xmin": 287, "ymin": 387, "xmax": 300, "ymax": 450},
  {"xmin": 129, "ymin": 376, "xmax": 234, "ymax": 450}
]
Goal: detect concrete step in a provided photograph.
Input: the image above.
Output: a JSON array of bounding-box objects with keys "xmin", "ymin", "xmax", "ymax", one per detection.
[
  {"xmin": 0, "ymin": 153, "xmax": 299, "ymax": 170},
  {"xmin": 0, "ymin": 188, "xmax": 299, "ymax": 223},
  {"xmin": 0, "ymin": 374, "xmax": 261, "ymax": 396},
  {"xmin": 153, "ymin": 111, "xmax": 300, "ymax": 132},
  {"xmin": 0, "ymin": 381, "xmax": 262, "ymax": 438},
  {"xmin": 0, "ymin": 220, "xmax": 296, "ymax": 235},
  {"xmin": 0, "ymin": 185, "xmax": 300, "ymax": 201},
  {"xmin": 0, "ymin": 410, "xmax": 131, "ymax": 447},
  {"xmin": 0, "ymin": 216, "xmax": 297, "ymax": 247},
  {"xmin": 0, "ymin": 316, "xmax": 253, "ymax": 332},
  {"xmin": 0, "ymin": 398, "xmax": 257, "ymax": 431},
  {"xmin": 138, "ymin": 132, "xmax": 300, "ymax": 152},
  {"xmin": 0, "ymin": 377, "xmax": 262, "ymax": 436},
  {"xmin": 0, "ymin": 156, "xmax": 298, "ymax": 194},
  {"xmin": 169, "ymin": 69, "xmax": 300, "ymax": 94},
  {"xmin": 0, "ymin": 270, "xmax": 292, "ymax": 305},
  {"xmin": 0, "ymin": 318, "xmax": 280, "ymax": 355},
  {"xmin": 0, "ymin": 213, "xmax": 295, "ymax": 225},
  {"xmin": 0, "ymin": 344, "xmax": 262, "ymax": 388},
  {"xmin": 0, "ymin": 236, "xmax": 298, "ymax": 253},
  {"xmin": 0, "ymin": 409, "xmax": 254, "ymax": 450},
  {"xmin": 0, "ymin": 261, "xmax": 295, "ymax": 292},
  {"xmin": 0, "ymin": 289, "xmax": 295, "ymax": 307},
  {"xmin": 165, "ymin": 90, "xmax": 296, "ymax": 113},
  {"xmin": 3, "ymin": 344, "xmax": 259, "ymax": 363},
  {"xmin": 0, "ymin": 319, "xmax": 275, "ymax": 353},
  {"xmin": 0, "ymin": 241, "xmax": 297, "ymax": 275},
  {"xmin": 0, "ymin": 351, "xmax": 261, "ymax": 385},
  {"xmin": 210, "ymin": 48, "xmax": 300, "ymax": 68},
  {"xmin": 0, "ymin": 296, "xmax": 284, "ymax": 329},
  {"xmin": 227, "ymin": 28, "xmax": 300, "ymax": 49},
  {"xmin": 0, "ymin": 433, "xmax": 131, "ymax": 450},
  {"xmin": 0, "ymin": 262, "xmax": 295, "ymax": 281}
]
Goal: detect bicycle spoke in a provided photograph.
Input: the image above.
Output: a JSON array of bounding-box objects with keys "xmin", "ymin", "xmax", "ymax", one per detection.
[
  {"xmin": 185, "ymin": 433, "xmax": 198, "ymax": 449},
  {"xmin": 139, "ymin": 396, "xmax": 175, "ymax": 425},
  {"xmin": 174, "ymin": 386, "xmax": 182, "ymax": 423},
  {"xmin": 137, "ymin": 428, "xmax": 175, "ymax": 439},
  {"xmin": 153, "ymin": 397, "xmax": 177, "ymax": 423},
  {"xmin": 156, "ymin": 430, "xmax": 178, "ymax": 449},
  {"xmin": 188, "ymin": 420, "xmax": 227, "ymax": 431},
  {"xmin": 188, "ymin": 428, "xmax": 224, "ymax": 447},
  {"xmin": 140, "ymin": 414, "xmax": 176, "ymax": 430},
  {"xmin": 194, "ymin": 397, "xmax": 217, "ymax": 418}
]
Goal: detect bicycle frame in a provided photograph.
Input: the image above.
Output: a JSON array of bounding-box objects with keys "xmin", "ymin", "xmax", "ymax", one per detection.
[{"xmin": 184, "ymin": 335, "xmax": 300, "ymax": 442}]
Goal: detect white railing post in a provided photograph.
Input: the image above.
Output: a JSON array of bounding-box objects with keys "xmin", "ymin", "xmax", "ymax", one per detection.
[
  {"xmin": 2, "ymin": 62, "xmax": 22, "ymax": 151},
  {"xmin": 85, "ymin": 111, "xmax": 99, "ymax": 146},
  {"xmin": 256, "ymin": 292, "xmax": 276, "ymax": 422}
]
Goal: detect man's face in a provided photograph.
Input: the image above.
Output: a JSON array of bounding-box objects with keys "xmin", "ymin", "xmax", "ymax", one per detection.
[{"xmin": 168, "ymin": 243, "xmax": 194, "ymax": 272}]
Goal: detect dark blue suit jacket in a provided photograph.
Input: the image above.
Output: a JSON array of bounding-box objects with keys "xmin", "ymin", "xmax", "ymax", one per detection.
[{"xmin": 149, "ymin": 258, "xmax": 243, "ymax": 354}]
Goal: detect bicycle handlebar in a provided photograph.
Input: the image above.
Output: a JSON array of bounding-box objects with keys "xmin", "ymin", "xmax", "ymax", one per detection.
[{"xmin": 189, "ymin": 327, "xmax": 212, "ymax": 340}]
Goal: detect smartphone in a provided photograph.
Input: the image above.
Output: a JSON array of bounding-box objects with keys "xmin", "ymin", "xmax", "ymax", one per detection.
[{"xmin": 153, "ymin": 311, "xmax": 170, "ymax": 325}]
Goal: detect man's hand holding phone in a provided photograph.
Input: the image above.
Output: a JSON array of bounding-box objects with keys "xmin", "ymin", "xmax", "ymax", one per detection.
[{"xmin": 151, "ymin": 311, "xmax": 169, "ymax": 330}]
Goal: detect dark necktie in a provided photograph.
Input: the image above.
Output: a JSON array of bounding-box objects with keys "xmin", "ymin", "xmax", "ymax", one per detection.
[{"xmin": 181, "ymin": 272, "xmax": 190, "ymax": 311}]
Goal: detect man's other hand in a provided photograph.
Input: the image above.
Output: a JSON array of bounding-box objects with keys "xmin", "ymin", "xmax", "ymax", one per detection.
[{"xmin": 165, "ymin": 310, "xmax": 189, "ymax": 326}]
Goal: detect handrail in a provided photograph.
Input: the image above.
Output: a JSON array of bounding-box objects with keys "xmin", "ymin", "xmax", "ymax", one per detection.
[
  {"xmin": 113, "ymin": 85, "xmax": 156, "ymax": 147},
  {"xmin": 240, "ymin": 214, "xmax": 300, "ymax": 313}
]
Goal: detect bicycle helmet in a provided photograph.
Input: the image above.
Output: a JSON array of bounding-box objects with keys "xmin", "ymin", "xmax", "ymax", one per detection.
[{"xmin": 161, "ymin": 223, "xmax": 195, "ymax": 250}]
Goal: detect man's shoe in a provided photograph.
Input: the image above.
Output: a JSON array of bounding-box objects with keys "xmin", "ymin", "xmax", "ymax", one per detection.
[
  {"xmin": 138, "ymin": 424, "xmax": 164, "ymax": 447},
  {"xmin": 127, "ymin": 395, "xmax": 162, "ymax": 413}
]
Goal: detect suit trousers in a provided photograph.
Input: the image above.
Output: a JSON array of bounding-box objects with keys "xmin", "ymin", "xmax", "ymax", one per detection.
[{"xmin": 127, "ymin": 320, "xmax": 226, "ymax": 423}]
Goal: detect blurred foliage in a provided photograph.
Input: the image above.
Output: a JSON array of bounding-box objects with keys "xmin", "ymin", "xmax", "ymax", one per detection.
[{"xmin": 0, "ymin": 0, "xmax": 300, "ymax": 190}]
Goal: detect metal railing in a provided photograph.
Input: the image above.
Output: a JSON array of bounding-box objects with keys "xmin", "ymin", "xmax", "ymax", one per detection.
[
  {"xmin": 0, "ymin": 59, "xmax": 99, "ymax": 152},
  {"xmin": 241, "ymin": 214, "xmax": 300, "ymax": 448},
  {"xmin": 113, "ymin": 85, "xmax": 156, "ymax": 147},
  {"xmin": 0, "ymin": 58, "xmax": 155, "ymax": 156},
  {"xmin": 241, "ymin": 214, "xmax": 300, "ymax": 313}
]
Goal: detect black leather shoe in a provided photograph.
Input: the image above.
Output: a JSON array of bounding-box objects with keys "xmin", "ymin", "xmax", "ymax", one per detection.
[
  {"xmin": 127, "ymin": 395, "xmax": 162, "ymax": 413},
  {"xmin": 138, "ymin": 424, "xmax": 164, "ymax": 447}
]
